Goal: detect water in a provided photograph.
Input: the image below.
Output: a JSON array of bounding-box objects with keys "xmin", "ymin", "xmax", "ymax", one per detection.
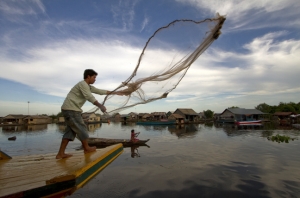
[{"xmin": 1, "ymin": 123, "xmax": 300, "ymax": 198}]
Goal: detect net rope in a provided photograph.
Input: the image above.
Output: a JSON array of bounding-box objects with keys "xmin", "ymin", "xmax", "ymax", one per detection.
[{"xmin": 89, "ymin": 14, "xmax": 226, "ymax": 116}]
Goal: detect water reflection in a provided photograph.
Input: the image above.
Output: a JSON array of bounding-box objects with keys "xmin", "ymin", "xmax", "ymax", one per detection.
[
  {"xmin": 215, "ymin": 123, "xmax": 267, "ymax": 137},
  {"xmin": 153, "ymin": 125, "xmax": 168, "ymax": 131},
  {"xmin": 1, "ymin": 123, "xmax": 300, "ymax": 198},
  {"xmin": 168, "ymin": 124, "xmax": 200, "ymax": 138},
  {"xmin": 261, "ymin": 130, "xmax": 274, "ymax": 137},
  {"xmin": 138, "ymin": 125, "xmax": 169, "ymax": 131},
  {"xmin": 86, "ymin": 123, "xmax": 101, "ymax": 133},
  {"xmin": 214, "ymin": 122, "xmax": 264, "ymax": 130},
  {"xmin": 131, "ymin": 145, "xmax": 141, "ymax": 158},
  {"xmin": 57, "ymin": 123, "xmax": 102, "ymax": 133},
  {"xmin": 2, "ymin": 125, "xmax": 25, "ymax": 132},
  {"xmin": 121, "ymin": 122, "xmax": 136, "ymax": 127},
  {"xmin": 2, "ymin": 124, "xmax": 47, "ymax": 132},
  {"xmin": 57, "ymin": 124, "xmax": 66, "ymax": 132}
]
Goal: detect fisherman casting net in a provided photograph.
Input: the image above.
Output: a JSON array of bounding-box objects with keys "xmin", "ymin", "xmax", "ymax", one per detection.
[{"xmin": 89, "ymin": 14, "xmax": 226, "ymax": 116}]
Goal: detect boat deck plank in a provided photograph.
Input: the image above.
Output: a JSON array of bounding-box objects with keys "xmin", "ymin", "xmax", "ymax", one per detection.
[{"xmin": 0, "ymin": 144, "xmax": 123, "ymax": 198}]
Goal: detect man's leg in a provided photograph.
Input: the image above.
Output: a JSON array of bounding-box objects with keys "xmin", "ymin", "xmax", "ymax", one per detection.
[
  {"xmin": 56, "ymin": 138, "xmax": 73, "ymax": 159},
  {"xmin": 81, "ymin": 139, "xmax": 96, "ymax": 153}
]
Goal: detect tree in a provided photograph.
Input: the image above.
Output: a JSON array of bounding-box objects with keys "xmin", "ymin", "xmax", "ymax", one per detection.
[
  {"xmin": 281, "ymin": 105, "xmax": 295, "ymax": 112},
  {"xmin": 49, "ymin": 114, "xmax": 57, "ymax": 119},
  {"xmin": 255, "ymin": 103, "xmax": 271, "ymax": 113},
  {"xmin": 204, "ymin": 109, "xmax": 214, "ymax": 119},
  {"xmin": 57, "ymin": 112, "xmax": 63, "ymax": 117},
  {"xmin": 254, "ymin": 101, "xmax": 300, "ymax": 114}
]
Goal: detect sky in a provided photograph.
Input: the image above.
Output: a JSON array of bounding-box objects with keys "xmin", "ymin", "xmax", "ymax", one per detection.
[{"xmin": 0, "ymin": 0, "xmax": 300, "ymax": 117}]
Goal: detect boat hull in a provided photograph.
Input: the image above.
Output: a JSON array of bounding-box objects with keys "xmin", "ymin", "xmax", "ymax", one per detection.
[{"xmin": 87, "ymin": 138, "xmax": 150, "ymax": 147}]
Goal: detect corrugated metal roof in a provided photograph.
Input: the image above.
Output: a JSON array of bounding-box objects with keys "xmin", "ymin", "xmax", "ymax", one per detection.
[
  {"xmin": 226, "ymin": 108, "xmax": 264, "ymax": 115},
  {"xmin": 176, "ymin": 108, "xmax": 198, "ymax": 115}
]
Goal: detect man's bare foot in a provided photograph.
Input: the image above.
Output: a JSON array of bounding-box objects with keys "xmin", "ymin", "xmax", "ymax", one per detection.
[
  {"xmin": 56, "ymin": 153, "xmax": 73, "ymax": 159},
  {"xmin": 84, "ymin": 146, "xmax": 96, "ymax": 154}
]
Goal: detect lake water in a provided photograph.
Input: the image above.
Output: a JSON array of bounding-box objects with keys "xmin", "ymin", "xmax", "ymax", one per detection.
[{"xmin": 1, "ymin": 122, "xmax": 300, "ymax": 198}]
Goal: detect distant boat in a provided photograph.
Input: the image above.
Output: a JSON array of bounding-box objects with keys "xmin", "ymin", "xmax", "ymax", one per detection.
[
  {"xmin": 235, "ymin": 120, "xmax": 262, "ymax": 125},
  {"xmin": 8, "ymin": 136, "xmax": 16, "ymax": 141},
  {"xmin": 87, "ymin": 138, "xmax": 150, "ymax": 147},
  {"xmin": 136, "ymin": 120, "xmax": 176, "ymax": 125}
]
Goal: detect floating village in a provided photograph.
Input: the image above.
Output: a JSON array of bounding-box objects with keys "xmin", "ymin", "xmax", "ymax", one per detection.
[{"xmin": 1, "ymin": 107, "xmax": 300, "ymax": 128}]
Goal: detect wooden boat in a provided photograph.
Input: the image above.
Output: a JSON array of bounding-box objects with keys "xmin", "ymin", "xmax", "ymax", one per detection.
[
  {"xmin": 87, "ymin": 137, "xmax": 150, "ymax": 147},
  {"xmin": 235, "ymin": 120, "xmax": 262, "ymax": 125},
  {"xmin": 0, "ymin": 144, "xmax": 123, "ymax": 198},
  {"xmin": 136, "ymin": 120, "xmax": 176, "ymax": 125}
]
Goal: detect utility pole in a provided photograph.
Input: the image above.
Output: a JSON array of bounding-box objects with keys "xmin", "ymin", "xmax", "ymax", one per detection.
[{"xmin": 28, "ymin": 101, "xmax": 30, "ymax": 115}]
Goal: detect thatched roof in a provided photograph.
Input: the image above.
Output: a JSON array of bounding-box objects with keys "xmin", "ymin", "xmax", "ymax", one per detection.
[
  {"xmin": 4, "ymin": 114, "xmax": 27, "ymax": 119},
  {"xmin": 176, "ymin": 108, "xmax": 198, "ymax": 115},
  {"xmin": 151, "ymin": 112, "xmax": 166, "ymax": 116},
  {"xmin": 170, "ymin": 113, "xmax": 184, "ymax": 118},
  {"xmin": 24, "ymin": 115, "xmax": 50, "ymax": 119}
]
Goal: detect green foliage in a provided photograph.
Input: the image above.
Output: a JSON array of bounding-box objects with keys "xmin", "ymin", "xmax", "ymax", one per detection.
[
  {"xmin": 204, "ymin": 109, "xmax": 214, "ymax": 119},
  {"xmin": 255, "ymin": 102, "xmax": 300, "ymax": 114},
  {"xmin": 255, "ymin": 103, "xmax": 271, "ymax": 113},
  {"xmin": 267, "ymin": 134, "xmax": 297, "ymax": 143},
  {"xmin": 49, "ymin": 114, "xmax": 57, "ymax": 120}
]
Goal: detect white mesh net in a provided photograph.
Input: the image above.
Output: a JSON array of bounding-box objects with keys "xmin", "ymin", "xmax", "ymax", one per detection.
[{"xmin": 89, "ymin": 14, "xmax": 226, "ymax": 116}]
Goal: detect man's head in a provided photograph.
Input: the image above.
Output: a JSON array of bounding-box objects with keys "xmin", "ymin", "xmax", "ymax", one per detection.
[
  {"xmin": 131, "ymin": 129, "xmax": 134, "ymax": 133},
  {"xmin": 84, "ymin": 69, "xmax": 98, "ymax": 84}
]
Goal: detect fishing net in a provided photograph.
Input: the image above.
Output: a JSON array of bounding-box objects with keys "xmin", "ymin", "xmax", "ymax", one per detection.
[{"xmin": 90, "ymin": 14, "xmax": 226, "ymax": 116}]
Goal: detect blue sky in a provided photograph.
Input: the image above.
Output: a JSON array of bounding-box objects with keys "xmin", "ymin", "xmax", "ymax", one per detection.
[{"xmin": 0, "ymin": 0, "xmax": 300, "ymax": 116}]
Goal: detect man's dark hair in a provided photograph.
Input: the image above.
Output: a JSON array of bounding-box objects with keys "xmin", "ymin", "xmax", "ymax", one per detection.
[
  {"xmin": 84, "ymin": 69, "xmax": 98, "ymax": 79},
  {"xmin": 131, "ymin": 129, "xmax": 134, "ymax": 133}
]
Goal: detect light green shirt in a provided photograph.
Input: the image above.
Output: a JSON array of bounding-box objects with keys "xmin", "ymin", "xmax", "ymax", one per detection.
[{"xmin": 61, "ymin": 80, "xmax": 107, "ymax": 112}]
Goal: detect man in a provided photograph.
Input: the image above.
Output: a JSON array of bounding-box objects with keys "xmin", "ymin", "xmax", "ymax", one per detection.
[{"xmin": 56, "ymin": 69, "xmax": 123, "ymax": 159}]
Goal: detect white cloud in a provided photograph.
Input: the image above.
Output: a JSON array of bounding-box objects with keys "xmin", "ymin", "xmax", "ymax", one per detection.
[
  {"xmin": 160, "ymin": 31, "xmax": 300, "ymax": 111},
  {"xmin": 176, "ymin": 0, "xmax": 300, "ymax": 31},
  {"xmin": 1, "ymin": 30, "xmax": 299, "ymax": 114},
  {"xmin": 0, "ymin": 0, "xmax": 45, "ymax": 16},
  {"xmin": 0, "ymin": 39, "xmax": 140, "ymax": 97},
  {"xmin": 111, "ymin": 0, "xmax": 139, "ymax": 31},
  {"xmin": 140, "ymin": 16, "xmax": 149, "ymax": 32}
]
